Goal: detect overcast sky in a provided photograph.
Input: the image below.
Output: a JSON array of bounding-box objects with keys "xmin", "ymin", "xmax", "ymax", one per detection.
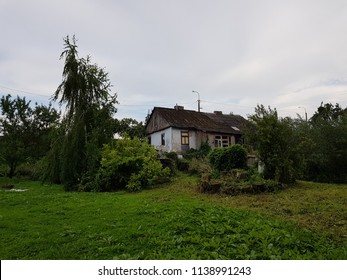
[{"xmin": 1, "ymin": 0, "xmax": 347, "ymax": 121}]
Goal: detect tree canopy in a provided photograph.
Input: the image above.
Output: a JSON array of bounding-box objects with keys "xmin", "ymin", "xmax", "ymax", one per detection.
[
  {"xmin": 246, "ymin": 103, "xmax": 347, "ymax": 184},
  {"xmin": 246, "ymin": 105, "xmax": 303, "ymax": 184},
  {"xmin": 0, "ymin": 95, "xmax": 60, "ymax": 178},
  {"xmin": 114, "ymin": 118, "xmax": 146, "ymax": 139},
  {"xmin": 45, "ymin": 35, "xmax": 118, "ymax": 190},
  {"xmin": 304, "ymin": 103, "xmax": 347, "ymax": 183}
]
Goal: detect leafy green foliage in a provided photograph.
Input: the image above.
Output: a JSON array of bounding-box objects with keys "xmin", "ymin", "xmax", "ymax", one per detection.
[
  {"xmin": 52, "ymin": 36, "xmax": 114, "ymax": 122},
  {"xmin": 246, "ymin": 105, "xmax": 300, "ymax": 184},
  {"xmin": 88, "ymin": 137, "xmax": 170, "ymax": 192},
  {"xmin": 199, "ymin": 168, "xmax": 281, "ymax": 195},
  {"xmin": 114, "ymin": 118, "xmax": 146, "ymax": 139},
  {"xmin": 303, "ymin": 103, "xmax": 347, "ymax": 183},
  {"xmin": 208, "ymin": 144, "xmax": 248, "ymax": 172},
  {"xmin": 177, "ymin": 159, "xmax": 190, "ymax": 171},
  {"xmin": 0, "ymin": 95, "xmax": 60, "ymax": 178},
  {"xmin": 184, "ymin": 140, "xmax": 211, "ymax": 159},
  {"xmin": 46, "ymin": 35, "xmax": 117, "ymax": 190},
  {"xmin": 246, "ymin": 103, "xmax": 347, "ymax": 184}
]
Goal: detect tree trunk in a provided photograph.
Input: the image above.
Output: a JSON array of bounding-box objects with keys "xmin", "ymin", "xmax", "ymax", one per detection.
[{"xmin": 8, "ymin": 162, "xmax": 16, "ymax": 178}]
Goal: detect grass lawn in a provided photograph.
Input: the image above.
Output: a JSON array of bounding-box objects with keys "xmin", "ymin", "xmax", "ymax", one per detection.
[{"xmin": 0, "ymin": 175, "xmax": 346, "ymax": 260}]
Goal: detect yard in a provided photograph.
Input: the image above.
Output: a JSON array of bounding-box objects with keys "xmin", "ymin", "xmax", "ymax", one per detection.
[{"xmin": 0, "ymin": 174, "xmax": 346, "ymax": 259}]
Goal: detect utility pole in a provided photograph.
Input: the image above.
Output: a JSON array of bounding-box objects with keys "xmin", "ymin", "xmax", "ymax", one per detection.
[{"xmin": 192, "ymin": 90, "xmax": 201, "ymax": 112}]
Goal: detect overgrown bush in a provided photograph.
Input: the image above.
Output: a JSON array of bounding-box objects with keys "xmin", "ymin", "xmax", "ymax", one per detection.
[
  {"xmin": 176, "ymin": 156, "xmax": 211, "ymax": 175},
  {"xmin": 208, "ymin": 144, "xmax": 248, "ymax": 172},
  {"xmin": 0, "ymin": 164, "xmax": 9, "ymax": 177},
  {"xmin": 199, "ymin": 168, "xmax": 282, "ymax": 195},
  {"xmin": 16, "ymin": 162, "xmax": 37, "ymax": 179},
  {"xmin": 81, "ymin": 137, "xmax": 170, "ymax": 192},
  {"xmin": 177, "ymin": 159, "xmax": 190, "ymax": 171},
  {"xmin": 246, "ymin": 105, "xmax": 301, "ymax": 184},
  {"xmin": 162, "ymin": 152, "xmax": 179, "ymax": 173},
  {"xmin": 159, "ymin": 158, "xmax": 176, "ymax": 174},
  {"xmin": 10, "ymin": 160, "xmax": 46, "ymax": 180},
  {"xmin": 165, "ymin": 152, "xmax": 179, "ymax": 162},
  {"xmin": 184, "ymin": 140, "xmax": 211, "ymax": 159}
]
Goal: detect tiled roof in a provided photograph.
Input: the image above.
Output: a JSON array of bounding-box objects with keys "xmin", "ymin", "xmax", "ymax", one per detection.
[{"xmin": 146, "ymin": 107, "xmax": 247, "ymax": 134}]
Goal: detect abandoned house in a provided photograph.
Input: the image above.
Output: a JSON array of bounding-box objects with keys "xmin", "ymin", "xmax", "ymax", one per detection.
[{"xmin": 145, "ymin": 105, "xmax": 248, "ymax": 154}]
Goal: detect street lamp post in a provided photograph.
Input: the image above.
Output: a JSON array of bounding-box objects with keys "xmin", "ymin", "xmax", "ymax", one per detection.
[{"xmin": 192, "ymin": 90, "xmax": 201, "ymax": 112}]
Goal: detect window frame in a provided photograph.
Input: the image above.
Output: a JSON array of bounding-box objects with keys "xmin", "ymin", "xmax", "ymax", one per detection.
[
  {"xmin": 181, "ymin": 131, "xmax": 189, "ymax": 145},
  {"xmin": 214, "ymin": 135, "xmax": 231, "ymax": 147}
]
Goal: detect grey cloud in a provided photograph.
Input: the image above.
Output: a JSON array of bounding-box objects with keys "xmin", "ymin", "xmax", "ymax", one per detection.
[{"xmin": 1, "ymin": 0, "xmax": 347, "ymax": 121}]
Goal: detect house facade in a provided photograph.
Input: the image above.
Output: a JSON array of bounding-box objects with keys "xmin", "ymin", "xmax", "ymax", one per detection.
[{"xmin": 145, "ymin": 106, "xmax": 247, "ymax": 153}]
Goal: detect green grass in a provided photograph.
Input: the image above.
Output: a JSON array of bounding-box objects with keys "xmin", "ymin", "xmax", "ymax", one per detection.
[
  {"xmin": 0, "ymin": 175, "xmax": 346, "ymax": 259},
  {"xmin": 202, "ymin": 180, "xmax": 347, "ymax": 242}
]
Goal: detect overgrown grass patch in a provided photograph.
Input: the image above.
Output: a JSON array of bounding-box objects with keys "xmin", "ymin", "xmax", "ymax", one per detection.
[
  {"xmin": 203, "ymin": 180, "xmax": 347, "ymax": 242},
  {"xmin": 0, "ymin": 176, "xmax": 346, "ymax": 259}
]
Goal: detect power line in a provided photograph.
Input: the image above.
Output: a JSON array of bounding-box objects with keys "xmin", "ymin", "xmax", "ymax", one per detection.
[
  {"xmin": 0, "ymin": 85, "xmax": 51, "ymax": 98},
  {"xmin": 118, "ymin": 100, "xmax": 197, "ymax": 108},
  {"xmin": 201, "ymin": 99, "xmax": 255, "ymax": 109}
]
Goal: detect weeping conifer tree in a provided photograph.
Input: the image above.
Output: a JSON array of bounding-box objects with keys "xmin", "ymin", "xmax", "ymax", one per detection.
[{"xmin": 49, "ymin": 35, "xmax": 117, "ymax": 190}]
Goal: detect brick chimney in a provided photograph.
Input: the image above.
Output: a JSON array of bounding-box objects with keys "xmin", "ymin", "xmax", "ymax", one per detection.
[
  {"xmin": 174, "ymin": 105, "xmax": 184, "ymax": 110},
  {"xmin": 214, "ymin": 111, "xmax": 223, "ymax": 115}
]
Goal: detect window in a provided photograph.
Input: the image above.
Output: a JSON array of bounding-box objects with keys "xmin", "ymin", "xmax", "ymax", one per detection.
[
  {"xmin": 222, "ymin": 135, "xmax": 230, "ymax": 147},
  {"xmin": 161, "ymin": 133, "xmax": 165, "ymax": 145},
  {"xmin": 214, "ymin": 135, "xmax": 222, "ymax": 147},
  {"xmin": 181, "ymin": 131, "xmax": 189, "ymax": 145},
  {"xmin": 147, "ymin": 136, "xmax": 151, "ymax": 145},
  {"xmin": 214, "ymin": 135, "xmax": 231, "ymax": 147}
]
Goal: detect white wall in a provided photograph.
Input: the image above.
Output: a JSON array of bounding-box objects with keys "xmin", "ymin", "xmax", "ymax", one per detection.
[
  {"xmin": 189, "ymin": 130, "xmax": 197, "ymax": 149},
  {"xmin": 148, "ymin": 127, "xmax": 172, "ymax": 152},
  {"xmin": 149, "ymin": 128, "xmax": 200, "ymax": 153},
  {"xmin": 150, "ymin": 128, "xmax": 241, "ymax": 153},
  {"xmin": 171, "ymin": 128, "xmax": 198, "ymax": 152},
  {"xmin": 171, "ymin": 129, "xmax": 180, "ymax": 151}
]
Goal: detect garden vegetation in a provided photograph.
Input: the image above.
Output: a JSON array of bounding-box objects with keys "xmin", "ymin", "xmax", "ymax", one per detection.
[
  {"xmin": 1, "ymin": 36, "xmax": 347, "ymax": 260},
  {"xmin": 1, "ymin": 36, "xmax": 347, "ymax": 190}
]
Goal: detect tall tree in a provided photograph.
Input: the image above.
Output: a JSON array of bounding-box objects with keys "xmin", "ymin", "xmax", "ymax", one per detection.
[
  {"xmin": 304, "ymin": 103, "xmax": 347, "ymax": 182},
  {"xmin": 0, "ymin": 95, "xmax": 60, "ymax": 178},
  {"xmin": 114, "ymin": 118, "xmax": 146, "ymax": 139},
  {"xmin": 0, "ymin": 95, "xmax": 30, "ymax": 178},
  {"xmin": 246, "ymin": 105, "xmax": 301, "ymax": 183},
  {"xmin": 49, "ymin": 35, "xmax": 117, "ymax": 190}
]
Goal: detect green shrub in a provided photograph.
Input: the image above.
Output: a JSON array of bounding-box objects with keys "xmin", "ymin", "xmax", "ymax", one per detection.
[
  {"xmin": 184, "ymin": 148, "xmax": 199, "ymax": 160},
  {"xmin": 184, "ymin": 141, "xmax": 211, "ymax": 159},
  {"xmin": 87, "ymin": 137, "xmax": 170, "ymax": 192},
  {"xmin": 16, "ymin": 163, "xmax": 34, "ymax": 178},
  {"xmin": 208, "ymin": 144, "xmax": 248, "ymax": 172},
  {"xmin": 162, "ymin": 152, "xmax": 178, "ymax": 173},
  {"xmin": 177, "ymin": 159, "xmax": 190, "ymax": 171},
  {"xmin": 159, "ymin": 158, "xmax": 176, "ymax": 173},
  {"xmin": 0, "ymin": 164, "xmax": 9, "ymax": 177},
  {"xmin": 246, "ymin": 105, "xmax": 301, "ymax": 184},
  {"xmin": 207, "ymin": 148, "xmax": 223, "ymax": 170},
  {"xmin": 165, "ymin": 151, "xmax": 178, "ymax": 162},
  {"xmin": 199, "ymin": 140, "xmax": 212, "ymax": 157},
  {"xmin": 188, "ymin": 158, "xmax": 211, "ymax": 175},
  {"xmin": 199, "ymin": 169, "xmax": 284, "ymax": 195},
  {"xmin": 15, "ymin": 160, "xmax": 46, "ymax": 180}
]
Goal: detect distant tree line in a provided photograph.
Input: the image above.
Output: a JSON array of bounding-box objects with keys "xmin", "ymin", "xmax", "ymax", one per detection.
[{"xmin": 246, "ymin": 103, "xmax": 347, "ymax": 184}]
